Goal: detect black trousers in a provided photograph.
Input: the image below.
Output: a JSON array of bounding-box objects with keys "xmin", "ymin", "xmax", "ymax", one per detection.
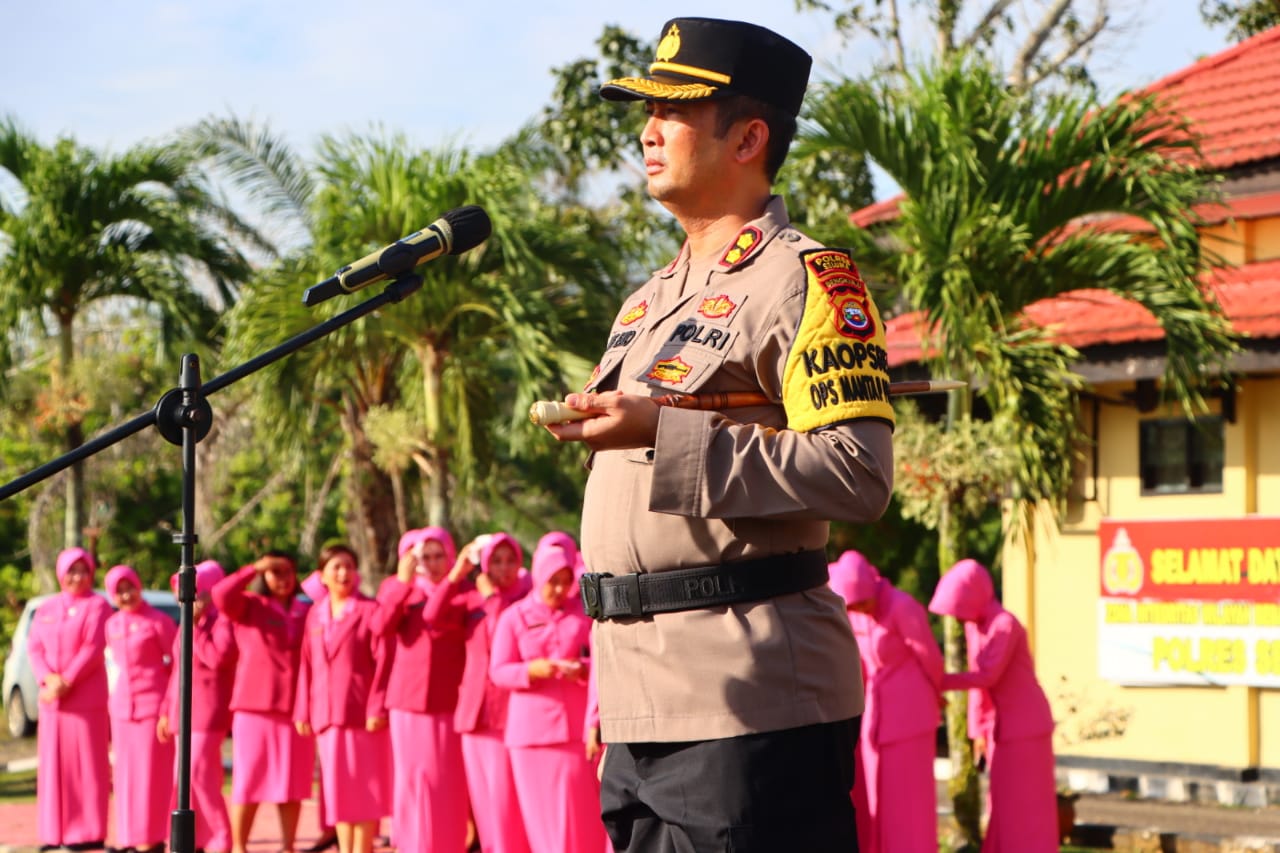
[{"xmin": 600, "ymin": 717, "xmax": 861, "ymax": 853}]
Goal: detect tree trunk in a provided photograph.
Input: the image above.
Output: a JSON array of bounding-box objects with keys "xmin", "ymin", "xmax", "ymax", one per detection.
[
  {"xmin": 941, "ymin": 383, "xmax": 982, "ymax": 849},
  {"xmin": 341, "ymin": 400, "xmax": 400, "ymax": 580},
  {"xmin": 418, "ymin": 342, "xmax": 450, "ymax": 529},
  {"xmin": 940, "ymin": 497, "xmax": 983, "ymax": 848},
  {"xmin": 57, "ymin": 317, "xmax": 86, "ymax": 549}
]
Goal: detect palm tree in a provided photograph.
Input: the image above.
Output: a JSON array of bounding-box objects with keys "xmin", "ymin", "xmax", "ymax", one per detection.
[
  {"xmin": 193, "ymin": 117, "xmax": 625, "ymax": 574},
  {"xmin": 803, "ymin": 57, "xmax": 1236, "ymax": 846},
  {"xmin": 0, "ymin": 116, "xmax": 252, "ymax": 555}
]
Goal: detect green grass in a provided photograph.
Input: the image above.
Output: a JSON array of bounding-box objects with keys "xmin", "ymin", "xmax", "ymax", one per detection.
[{"xmin": 0, "ymin": 767, "xmax": 37, "ymax": 801}]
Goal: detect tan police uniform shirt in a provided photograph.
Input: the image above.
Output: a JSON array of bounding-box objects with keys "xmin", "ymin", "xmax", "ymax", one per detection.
[{"xmin": 580, "ymin": 196, "xmax": 896, "ymax": 744}]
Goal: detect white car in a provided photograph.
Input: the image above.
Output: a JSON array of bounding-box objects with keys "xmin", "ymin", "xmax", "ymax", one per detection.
[{"xmin": 3, "ymin": 589, "xmax": 180, "ymax": 738}]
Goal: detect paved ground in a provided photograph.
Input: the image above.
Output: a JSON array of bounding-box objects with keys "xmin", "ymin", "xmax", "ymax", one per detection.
[{"xmin": 0, "ymin": 795, "xmax": 387, "ymax": 852}]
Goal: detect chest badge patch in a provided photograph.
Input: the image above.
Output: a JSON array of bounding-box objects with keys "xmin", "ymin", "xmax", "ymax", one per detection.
[
  {"xmin": 719, "ymin": 226, "xmax": 763, "ymax": 268},
  {"xmin": 698, "ymin": 294, "xmax": 737, "ymax": 319},
  {"xmin": 646, "ymin": 356, "xmax": 693, "ymax": 384},
  {"xmin": 620, "ymin": 300, "xmax": 648, "ymax": 326},
  {"xmin": 583, "ymin": 363, "xmax": 601, "ymax": 391}
]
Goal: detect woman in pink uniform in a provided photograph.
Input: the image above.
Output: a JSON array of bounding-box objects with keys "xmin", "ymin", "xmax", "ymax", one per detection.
[
  {"xmin": 829, "ymin": 550, "xmax": 942, "ymax": 853},
  {"xmin": 928, "ymin": 558, "xmax": 1057, "ymax": 852},
  {"xmin": 372, "ymin": 527, "xmax": 471, "ymax": 853},
  {"xmin": 451, "ymin": 532, "xmax": 533, "ymax": 853},
  {"xmin": 158, "ymin": 559, "xmax": 237, "ymax": 853},
  {"xmin": 490, "ymin": 537, "xmax": 605, "ymax": 853},
  {"xmin": 213, "ymin": 551, "xmax": 314, "ymax": 853},
  {"xmin": 28, "ymin": 547, "xmax": 112, "ymax": 850},
  {"xmin": 105, "ymin": 564, "xmax": 178, "ymax": 853},
  {"xmin": 295, "ymin": 543, "xmax": 392, "ymax": 853}
]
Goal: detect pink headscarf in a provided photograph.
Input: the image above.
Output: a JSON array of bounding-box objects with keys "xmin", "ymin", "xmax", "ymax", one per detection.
[
  {"xmin": 828, "ymin": 550, "xmax": 881, "ymax": 606},
  {"xmin": 171, "ymin": 559, "xmax": 226, "ymax": 596},
  {"xmin": 105, "ymin": 564, "xmax": 142, "ymax": 597},
  {"xmin": 537, "ymin": 530, "xmax": 578, "ymax": 563},
  {"xmin": 55, "ymin": 546, "xmax": 97, "ymax": 586},
  {"xmin": 479, "ymin": 532, "xmax": 524, "ymax": 574},
  {"xmin": 398, "ymin": 526, "xmax": 458, "ymax": 564},
  {"xmin": 531, "ymin": 539, "xmax": 576, "ymax": 588},
  {"xmin": 928, "ymin": 558, "xmax": 995, "ymax": 622}
]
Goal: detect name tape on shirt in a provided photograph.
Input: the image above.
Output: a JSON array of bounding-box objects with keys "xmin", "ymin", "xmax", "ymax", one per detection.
[{"xmin": 782, "ymin": 249, "xmax": 896, "ymax": 431}]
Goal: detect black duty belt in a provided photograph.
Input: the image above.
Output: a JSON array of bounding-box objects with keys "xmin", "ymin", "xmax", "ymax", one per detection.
[{"xmin": 580, "ymin": 550, "xmax": 829, "ymax": 621}]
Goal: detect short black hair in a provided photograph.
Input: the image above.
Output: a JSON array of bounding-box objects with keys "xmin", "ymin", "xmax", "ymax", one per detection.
[{"xmin": 713, "ymin": 94, "xmax": 797, "ymax": 182}]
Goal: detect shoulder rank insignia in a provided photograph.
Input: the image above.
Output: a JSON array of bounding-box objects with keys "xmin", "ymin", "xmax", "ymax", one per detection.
[
  {"xmin": 782, "ymin": 248, "xmax": 895, "ymax": 432},
  {"xmin": 719, "ymin": 226, "xmax": 763, "ymax": 268}
]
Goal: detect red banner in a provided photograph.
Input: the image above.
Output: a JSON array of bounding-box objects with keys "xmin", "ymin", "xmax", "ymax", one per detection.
[{"xmin": 1099, "ymin": 517, "xmax": 1280, "ymax": 602}]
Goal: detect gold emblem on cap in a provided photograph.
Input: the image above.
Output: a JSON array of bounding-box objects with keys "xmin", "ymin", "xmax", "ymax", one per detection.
[{"xmin": 656, "ymin": 23, "xmax": 681, "ymax": 62}]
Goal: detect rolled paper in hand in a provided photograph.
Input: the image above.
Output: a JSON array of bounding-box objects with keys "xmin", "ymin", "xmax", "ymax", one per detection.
[
  {"xmin": 529, "ymin": 380, "xmax": 966, "ymax": 426},
  {"xmin": 529, "ymin": 401, "xmax": 596, "ymax": 426}
]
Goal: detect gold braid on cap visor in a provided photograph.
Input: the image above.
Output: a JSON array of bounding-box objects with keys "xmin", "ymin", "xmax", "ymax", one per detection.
[{"xmin": 604, "ymin": 77, "xmax": 718, "ymax": 99}]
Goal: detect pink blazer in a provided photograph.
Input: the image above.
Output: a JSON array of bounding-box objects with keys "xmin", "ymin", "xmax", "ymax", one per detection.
[
  {"xmin": 162, "ymin": 606, "xmax": 237, "ymax": 732},
  {"xmin": 454, "ymin": 584, "xmax": 527, "ymax": 735},
  {"xmin": 294, "ymin": 595, "xmax": 389, "ymax": 732},
  {"xmin": 848, "ymin": 581, "xmax": 943, "ymax": 746},
  {"xmin": 372, "ymin": 575, "xmax": 469, "ymax": 715},
  {"xmin": 489, "ymin": 595, "xmax": 592, "ymax": 748},
  {"xmin": 106, "ymin": 602, "xmax": 177, "ymax": 721},
  {"xmin": 212, "ymin": 565, "xmax": 311, "ymax": 714},
  {"xmin": 943, "ymin": 602, "xmax": 1054, "ymax": 743},
  {"xmin": 28, "ymin": 592, "xmax": 112, "ymax": 712}
]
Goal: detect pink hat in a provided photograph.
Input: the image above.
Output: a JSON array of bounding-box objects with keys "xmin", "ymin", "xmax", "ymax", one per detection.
[
  {"xmin": 480, "ymin": 533, "xmax": 523, "ymax": 574},
  {"xmin": 928, "ymin": 558, "xmax": 995, "ymax": 622},
  {"xmin": 55, "ymin": 547, "xmax": 97, "ymax": 585},
  {"xmin": 105, "ymin": 564, "xmax": 142, "ymax": 597},
  {"xmin": 828, "ymin": 550, "xmax": 880, "ymax": 605},
  {"xmin": 398, "ymin": 526, "xmax": 457, "ymax": 564}
]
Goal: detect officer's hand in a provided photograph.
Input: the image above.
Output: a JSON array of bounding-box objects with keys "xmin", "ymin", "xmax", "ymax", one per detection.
[
  {"xmin": 296, "ymin": 720, "xmax": 313, "ymax": 737},
  {"xmin": 544, "ymin": 392, "xmax": 660, "ymax": 451},
  {"xmin": 157, "ymin": 716, "xmax": 172, "ymax": 743},
  {"xmin": 366, "ymin": 716, "xmax": 387, "ymax": 733}
]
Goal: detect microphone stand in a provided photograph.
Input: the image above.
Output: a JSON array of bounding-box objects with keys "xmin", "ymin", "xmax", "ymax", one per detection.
[{"xmin": 0, "ymin": 272, "xmax": 424, "ymax": 853}]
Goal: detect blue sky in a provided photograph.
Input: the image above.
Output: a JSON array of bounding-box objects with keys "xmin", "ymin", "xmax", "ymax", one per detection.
[{"xmin": 2, "ymin": 1, "xmax": 1231, "ymax": 199}]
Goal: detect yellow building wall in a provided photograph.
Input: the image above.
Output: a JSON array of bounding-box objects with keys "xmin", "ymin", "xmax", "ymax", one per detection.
[
  {"xmin": 1253, "ymin": 218, "xmax": 1280, "ymax": 261},
  {"xmin": 1009, "ymin": 376, "xmax": 1280, "ymax": 770}
]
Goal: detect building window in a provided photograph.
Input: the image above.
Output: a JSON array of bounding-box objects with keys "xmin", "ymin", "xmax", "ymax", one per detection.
[{"xmin": 1139, "ymin": 416, "xmax": 1224, "ymax": 494}]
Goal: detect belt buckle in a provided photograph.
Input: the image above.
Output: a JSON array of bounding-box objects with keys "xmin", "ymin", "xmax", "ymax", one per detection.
[{"xmin": 580, "ymin": 572, "xmax": 611, "ymax": 621}]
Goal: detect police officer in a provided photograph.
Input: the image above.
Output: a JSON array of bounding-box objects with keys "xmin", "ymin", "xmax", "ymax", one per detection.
[{"xmin": 545, "ymin": 16, "xmax": 895, "ymax": 852}]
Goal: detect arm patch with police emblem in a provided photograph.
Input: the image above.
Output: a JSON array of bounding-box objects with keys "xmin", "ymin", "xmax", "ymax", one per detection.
[{"xmin": 782, "ymin": 249, "xmax": 896, "ymax": 432}]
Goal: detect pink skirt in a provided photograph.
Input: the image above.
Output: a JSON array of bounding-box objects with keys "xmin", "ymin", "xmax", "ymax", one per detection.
[
  {"xmin": 231, "ymin": 709, "xmax": 315, "ymax": 804},
  {"xmin": 984, "ymin": 735, "xmax": 1058, "ymax": 852},
  {"xmin": 853, "ymin": 732, "xmax": 937, "ymax": 853},
  {"xmin": 389, "ymin": 708, "xmax": 469, "ymax": 853},
  {"xmin": 317, "ymin": 725, "xmax": 392, "ymax": 823},
  {"xmin": 110, "ymin": 715, "xmax": 175, "ymax": 847},
  {"xmin": 37, "ymin": 704, "xmax": 110, "ymax": 846}
]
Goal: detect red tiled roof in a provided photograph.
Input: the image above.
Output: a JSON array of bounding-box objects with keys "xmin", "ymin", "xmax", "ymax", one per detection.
[
  {"xmin": 1144, "ymin": 26, "xmax": 1280, "ymax": 170},
  {"xmin": 884, "ymin": 259, "xmax": 1280, "ymax": 367},
  {"xmin": 850, "ymin": 27, "xmax": 1280, "ymax": 229}
]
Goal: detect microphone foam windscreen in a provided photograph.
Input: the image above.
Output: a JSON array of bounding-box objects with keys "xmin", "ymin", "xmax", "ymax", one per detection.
[{"xmin": 443, "ymin": 205, "xmax": 493, "ymax": 254}]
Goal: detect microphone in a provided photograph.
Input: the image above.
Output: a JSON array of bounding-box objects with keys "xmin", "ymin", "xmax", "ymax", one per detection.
[{"xmin": 302, "ymin": 205, "xmax": 493, "ymax": 306}]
